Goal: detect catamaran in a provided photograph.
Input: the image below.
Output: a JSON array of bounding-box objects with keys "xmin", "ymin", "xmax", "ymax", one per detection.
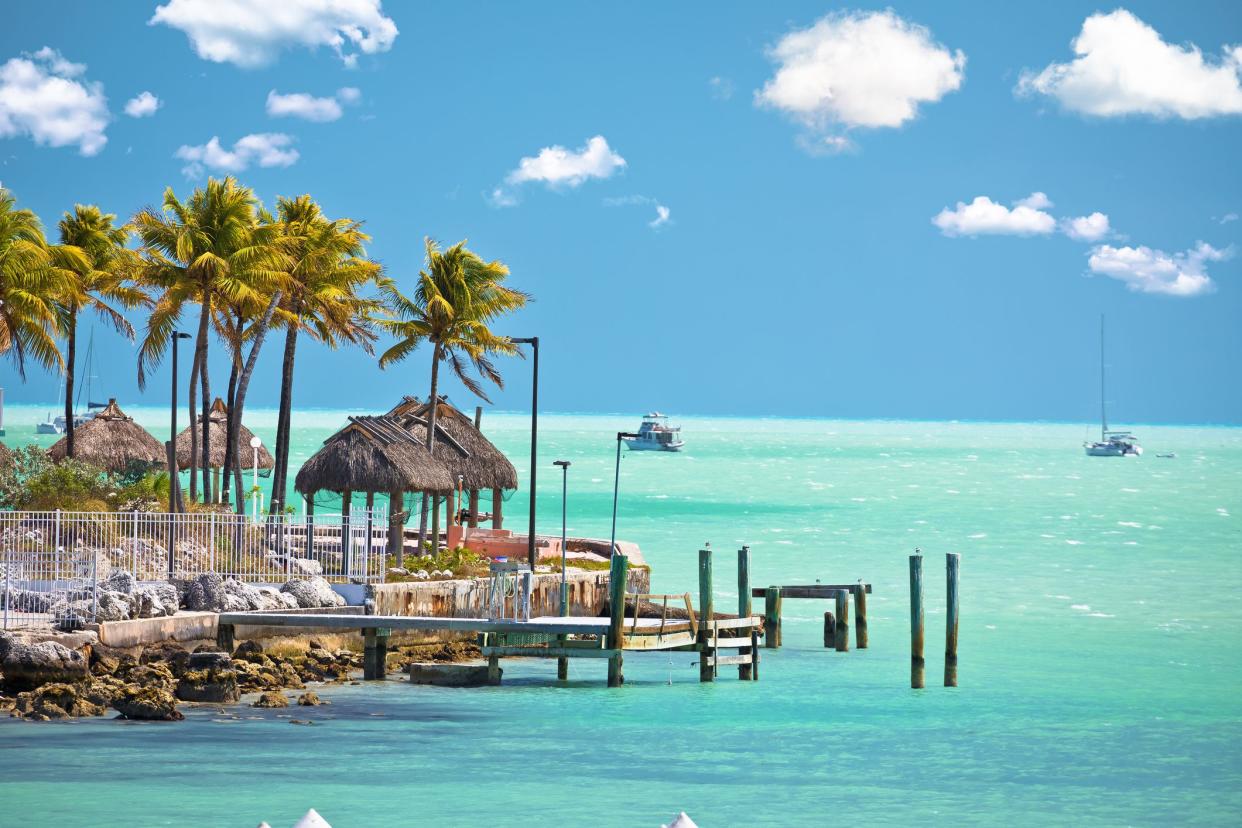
[
  {"xmin": 1084, "ymin": 316, "xmax": 1141, "ymax": 457},
  {"xmin": 623, "ymin": 412, "xmax": 685, "ymax": 452},
  {"xmin": 35, "ymin": 329, "xmax": 107, "ymax": 435}
]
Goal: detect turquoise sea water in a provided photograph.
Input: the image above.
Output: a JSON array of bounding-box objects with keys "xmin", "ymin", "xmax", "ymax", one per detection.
[{"xmin": 2, "ymin": 406, "xmax": 1241, "ymax": 826}]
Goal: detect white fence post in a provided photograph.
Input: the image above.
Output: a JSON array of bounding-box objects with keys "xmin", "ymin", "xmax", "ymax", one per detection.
[{"xmin": 54, "ymin": 509, "xmax": 62, "ymax": 590}]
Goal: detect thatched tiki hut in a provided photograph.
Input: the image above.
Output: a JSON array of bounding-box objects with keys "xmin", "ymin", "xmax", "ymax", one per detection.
[
  {"xmin": 47, "ymin": 399, "xmax": 166, "ymax": 473},
  {"xmin": 175, "ymin": 397, "xmax": 273, "ymax": 501},
  {"xmin": 386, "ymin": 396, "xmax": 519, "ymax": 537},
  {"xmin": 295, "ymin": 415, "xmax": 455, "ymax": 557}
]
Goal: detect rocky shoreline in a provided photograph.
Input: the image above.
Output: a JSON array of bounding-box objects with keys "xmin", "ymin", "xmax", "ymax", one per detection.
[{"xmin": 0, "ymin": 629, "xmax": 480, "ymax": 722}]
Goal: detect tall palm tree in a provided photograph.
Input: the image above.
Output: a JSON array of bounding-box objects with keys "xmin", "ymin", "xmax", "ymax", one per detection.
[
  {"xmin": 55, "ymin": 205, "xmax": 148, "ymax": 457},
  {"xmin": 378, "ymin": 238, "xmax": 528, "ymax": 542},
  {"xmin": 132, "ymin": 177, "xmax": 283, "ymax": 503},
  {"xmin": 0, "ymin": 188, "xmax": 72, "ymax": 379},
  {"xmin": 268, "ymin": 195, "xmax": 383, "ymax": 513}
]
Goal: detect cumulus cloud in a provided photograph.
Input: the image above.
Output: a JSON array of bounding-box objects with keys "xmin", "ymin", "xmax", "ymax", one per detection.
[
  {"xmin": 175, "ymin": 132, "xmax": 298, "ymax": 178},
  {"xmin": 756, "ymin": 10, "xmax": 964, "ymax": 146},
  {"xmin": 150, "ymin": 0, "xmax": 398, "ymax": 68},
  {"xmin": 0, "ymin": 47, "xmax": 108, "ymax": 155},
  {"xmin": 1017, "ymin": 9, "xmax": 1242, "ymax": 119},
  {"xmin": 266, "ymin": 88, "xmax": 359, "ymax": 122},
  {"xmin": 124, "ymin": 91, "xmax": 161, "ymax": 118},
  {"xmin": 492, "ymin": 135, "xmax": 625, "ymax": 206},
  {"xmin": 1087, "ymin": 242, "xmax": 1228, "ymax": 296},
  {"xmin": 1062, "ymin": 212, "xmax": 1111, "ymax": 242},
  {"xmin": 649, "ymin": 204, "xmax": 671, "ymax": 229},
  {"xmin": 933, "ymin": 193, "xmax": 1057, "ymax": 237}
]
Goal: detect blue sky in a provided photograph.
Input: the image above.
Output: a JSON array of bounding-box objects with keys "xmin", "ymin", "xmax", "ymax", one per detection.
[{"xmin": 1, "ymin": 1, "xmax": 1239, "ymax": 424}]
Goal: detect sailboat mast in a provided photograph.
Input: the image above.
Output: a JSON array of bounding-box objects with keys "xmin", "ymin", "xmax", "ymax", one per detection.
[{"xmin": 1099, "ymin": 314, "xmax": 1107, "ymax": 441}]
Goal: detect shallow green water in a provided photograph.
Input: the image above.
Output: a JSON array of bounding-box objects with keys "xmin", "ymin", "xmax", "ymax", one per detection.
[{"xmin": 2, "ymin": 407, "xmax": 1241, "ymax": 826}]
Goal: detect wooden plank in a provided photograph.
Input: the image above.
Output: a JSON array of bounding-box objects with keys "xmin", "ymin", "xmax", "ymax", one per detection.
[
  {"xmin": 751, "ymin": 584, "xmax": 872, "ymax": 599},
  {"xmin": 711, "ymin": 635, "xmax": 754, "ymax": 648},
  {"xmin": 621, "ymin": 631, "xmax": 697, "ymax": 651},
  {"xmin": 707, "ymin": 616, "xmax": 761, "ymax": 631},
  {"xmin": 706, "ymin": 654, "xmax": 752, "ymax": 667},
  {"xmin": 482, "ymin": 646, "xmax": 620, "ymax": 659},
  {"xmin": 911, "ymin": 553, "xmax": 925, "ymax": 689},
  {"xmin": 945, "ymin": 552, "xmax": 960, "ymax": 687}
]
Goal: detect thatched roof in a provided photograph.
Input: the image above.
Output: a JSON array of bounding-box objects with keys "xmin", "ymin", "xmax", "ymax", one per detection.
[
  {"xmin": 47, "ymin": 399, "xmax": 166, "ymax": 472},
  {"xmin": 294, "ymin": 415, "xmax": 455, "ymax": 495},
  {"xmin": 385, "ymin": 396, "xmax": 519, "ymax": 491},
  {"xmin": 174, "ymin": 397, "xmax": 273, "ymax": 469}
]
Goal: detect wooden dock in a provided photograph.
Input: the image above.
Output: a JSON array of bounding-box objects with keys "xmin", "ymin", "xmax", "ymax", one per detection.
[{"xmin": 217, "ymin": 551, "xmax": 764, "ymax": 686}]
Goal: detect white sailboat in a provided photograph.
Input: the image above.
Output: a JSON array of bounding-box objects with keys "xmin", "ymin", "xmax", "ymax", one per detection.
[{"xmin": 1084, "ymin": 315, "xmax": 1141, "ymax": 457}]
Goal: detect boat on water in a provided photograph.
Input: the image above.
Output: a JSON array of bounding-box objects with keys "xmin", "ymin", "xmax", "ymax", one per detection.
[
  {"xmin": 34, "ymin": 330, "xmax": 107, "ymax": 435},
  {"xmin": 623, "ymin": 412, "xmax": 684, "ymax": 451},
  {"xmin": 1084, "ymin": 315, "xmax": 1141, "ymax": 457}
]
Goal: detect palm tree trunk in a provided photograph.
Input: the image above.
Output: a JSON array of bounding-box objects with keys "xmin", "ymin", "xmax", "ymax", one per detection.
[
  {"xmin": 187, "ymin": 346, "xmax": 201, "ymax": 504},
  {"xmin": 231, "ymin": 292, "xmax": 283, "ymax": 514},
  {"xmin": 189, "ymin": 296, "xmax": 211, "ymax": 502},
  {"xmin": 272, "ymin": 317, "xmax": 299, "ymax": 514},
  {"xmin": 220, "ymin": 315, "xmax": 241, "ymax": 504},
  {"xmin": 199, "ymin": 319, "xmax": 212, "ymax": 502},
  {"xmin": 63, "ymin": 309, "xmax": 77, "ymax": 458},
  {"xmin": 416, "ymin": 344, "xmax": 443, "ymax": 548}
]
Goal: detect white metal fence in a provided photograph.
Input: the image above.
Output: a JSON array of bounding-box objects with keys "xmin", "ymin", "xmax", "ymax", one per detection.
[{"xmin": 1, "ymin": 508, "xmax": 389, "ymax": 630}]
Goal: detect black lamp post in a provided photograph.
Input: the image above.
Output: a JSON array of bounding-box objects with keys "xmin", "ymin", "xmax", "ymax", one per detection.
[
  {"xmin": 510, "ymin": 337, "xmax": 539, "ymax": 569},
  {"xmin": 610, "ymin": 432, "xmax": 640, "ymax": 557},
  {"xmin": 168, "ymin": 331, "xmax": 192, "ymax": 513},
  {"xmin": 553, "ymin": 460, "xmax": 570, "ymax": 615}
]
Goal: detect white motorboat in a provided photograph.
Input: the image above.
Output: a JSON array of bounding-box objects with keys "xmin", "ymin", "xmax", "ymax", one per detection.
[
  {"xmin": 1084, "ymin": 315, "xmax": 1141, "ymax": 457},
  {"xmin": 623, "ymin": 412, "xmax": 684, "ymax": 452}
]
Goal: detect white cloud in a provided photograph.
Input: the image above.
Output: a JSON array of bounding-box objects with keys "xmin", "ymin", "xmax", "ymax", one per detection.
[
  {"xmin": 1062, "ymin": 212, "xmax": 1111, "ymax": 242},
  {"xmin": 0, "ymin": 47, "xmax": 108, "ymax": 155},
  {"xmin": 124, "ymin": 91, "xmax": 161, "ymax": 118},
  {"xmin": 756, "ymin": 10, "xmax": 964, "ymax": 145},
  {"xmin": 649, "ymin": 204, "xmax": 671, "ymax": 229},
  {"xmin": 486, "ymin": 187, "xmax": 518, "ymax": 208},
  {"xmin": 1087, "ymin": 242, "xmax": 1227, "ymax": 296},
  {"xmin": 1218, "ymin": 212, "xmax": 1238, "ymax": 225},
  {"xmin": 175, "ymin": 132, "xmax": 298, "ymax": 178},
  {"xmin": 709, "ymin": 76, "xmax": 733, "ymax": 101},
  {"xmin": 933, "ymin": 193, "xmax": 1057, "ymax": 237},
  {"xmin": 150, "ymin": 0, "xmax": 398, "ymax": 68},
  {"xmin": 1017, "ymin": 9, "xmax": 1242, "ymax": 119},
  {"xmin": 507, "ymin": 135, "xmax": 625, "ymax": 188},
  {"xmin": 336, "ymin": 86, "xmax": 361, "ymax": 104}
]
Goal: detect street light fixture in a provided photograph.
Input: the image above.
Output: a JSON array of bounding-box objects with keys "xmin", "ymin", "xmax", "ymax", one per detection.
[
  {"xmin": 610, "ymin": 432, "xmax": 640, "ymax": 558},
  {"xmin": 510, "ymin": 336, "xmax": 539, "ymax": 570}
]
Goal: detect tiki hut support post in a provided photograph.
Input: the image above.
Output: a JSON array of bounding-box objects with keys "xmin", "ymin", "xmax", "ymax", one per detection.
[
  {"xmin": 493, "ymin": 489, "xmax": 503, "ymax": 529},
  {"xmin": 305, "ymin": 494, "xmax": 315, "ymax": 559},
  {"xmin": 388, "ymin": 489, "xmax": 404, "ymax": 559},
  {"xmin": 365, "ymin": 492, "xmax": 375, "ymax": 563},
  {"xmin": 470, "ymin": 406, "xmax": 483, "ymax": 527},
  {"xmin": 430, "ymin": 495, "xmax": 441, "ymax": 552}
]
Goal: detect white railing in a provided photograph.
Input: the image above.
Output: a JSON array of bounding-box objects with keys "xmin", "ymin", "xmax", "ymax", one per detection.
[{"xmin": 1, "ymin": 508, "xmax": 389, "ymax": 630}]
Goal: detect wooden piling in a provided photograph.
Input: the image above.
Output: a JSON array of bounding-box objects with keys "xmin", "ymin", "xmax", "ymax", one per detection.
[
  {"xmin": 764, "ymin": 587, "xmax": 782, "ymax": 648},
  {"xmin": 363, "ymin": 628, "xmax": 379, "ymax": 680},
  {"xmin": 910, "ymin": 553, "xmax": 925, "ymax": 689},
  {"xmin": 823, "ymin": 611, "xmax": 835, "ymax": 648},
  {"xmin": 606, "ymin": 553, "xmax": 629, "ymax": 687},
  {"xmin": 945, "ymin": 552, "xmax": 960, "ymax": 687},
  {"xmin": 834, "ymin": 590, "xmax": 850, "ymax": 652},
  {"xmin": 698, "ymin": 548, "xmax": 714, "ymax": 683},
  {"xmin": 749, "ymin": 628, "xmax": 761, "ymax": 680},
  {"xmin": 854, "ymin": 582, "xmax": 869, "ymax": 649},
  {"xmin": 738, "ymin": 546, "xmax": 752, "ymax": 680}
]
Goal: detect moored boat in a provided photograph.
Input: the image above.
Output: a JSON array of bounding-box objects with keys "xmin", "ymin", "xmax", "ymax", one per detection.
[
  {"xmin": 623, "ymin": 412, "xmax": 684, "ymax": 451},
  {"xmin": 1084, "ymin": 315, "xmax": 1142, "ymax": 457}
]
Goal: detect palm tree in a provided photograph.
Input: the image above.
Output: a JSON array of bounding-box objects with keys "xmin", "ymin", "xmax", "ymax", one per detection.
[
  {"xmin": 378, "ymin": 238, "xmax": 528, "ymax": 543},
  {"xmin": 267, "ymin": 195, "xmax": 384, "ymax": 514},
  {"xmin": 55, "ymin": 205, "xmax": 148, "ymax": 457},
  {"xmin": 0, "ymin": 188, "xmax": 71, "ymax": 380},
  {"xmin": 132, "ymin": 177, "xmax": 283, "ymax": 503}
]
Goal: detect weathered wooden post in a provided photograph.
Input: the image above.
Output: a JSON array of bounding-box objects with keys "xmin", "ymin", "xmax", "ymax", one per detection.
[
  {"xmin": 362, "ymin": 627, "xmax": 380, "ymax": 680},
  {"xmin": 855, "ymin": 582, "xmax": 869, "ymax": 649},
  {"xmin": 606, "ymin": 553, "xmax": 629, "ymax": 687},
  {"xmin": 945, "ymin": 552, "xmax": 960, "ymax": 687},
  {"xmin": 910, "ymin": 551, "xmax": 925, "ymax": 689},
  {"xmin": 749, "ymin": 627, "xmax": 760, "ymax": 680},
  {"xmin": 834, "ymin": 589, "xmax": 850, "ymax": 652},
  {"xmin": 341, "ymin": 490, "xmax": 352, "ymax": 578},
  {"xmin": 737, "ymin": 545, "xmax": 752, "ymax": 679},
  {"xmin": 698, "ymin": 547, "xmax": 714, "ymax": 683},
  {"xmin": 823, "ymin": 611, "xmax": 835, "ymax": 648},
  {"xmin": 216, "ymin": 622, "xmax": 235, "ymax": 654},
  {"xmin": 764, "ymin": 586, "xmax": 782, "ymax": 648}
]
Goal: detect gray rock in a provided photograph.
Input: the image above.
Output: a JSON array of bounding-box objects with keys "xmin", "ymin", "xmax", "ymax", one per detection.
[
  {"xmin": 103, "ymin": 570, "xmax": 137, "ymax": 596},
  {"xmin": 280, "ymin": 577, "xmax": 346, "ymax": 609},
  {"xmin": 256, "ymin": 586, "xmax": 299, "ymax": 611},
  {"xmin": 222, "ymin": 578, "xmax": 264, "ymax": 611},
  {"xmin": 183, "ymin": 572, "xmax": 227, "ymax": 612},
  {"xmin": 131, "ymin": 583, "xmax": 179, "ymax": 618},
  {"xmin": 113, "ymin": 686, "xmax": 183, "ymax": 720},
  {"xmin": 0, "ymin": 588, "xmax": 59, "ymax": 613},
  {"xmin": 187, "ymin": 651, "xmax": 232, "ymax": 670},
  {"xmin": 94, "ymin": 590, "xmax": 132, "ymax": 622},
  {"xmin": 0, "ymin": 635, "xmax": 90, "ymax": 691}
]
